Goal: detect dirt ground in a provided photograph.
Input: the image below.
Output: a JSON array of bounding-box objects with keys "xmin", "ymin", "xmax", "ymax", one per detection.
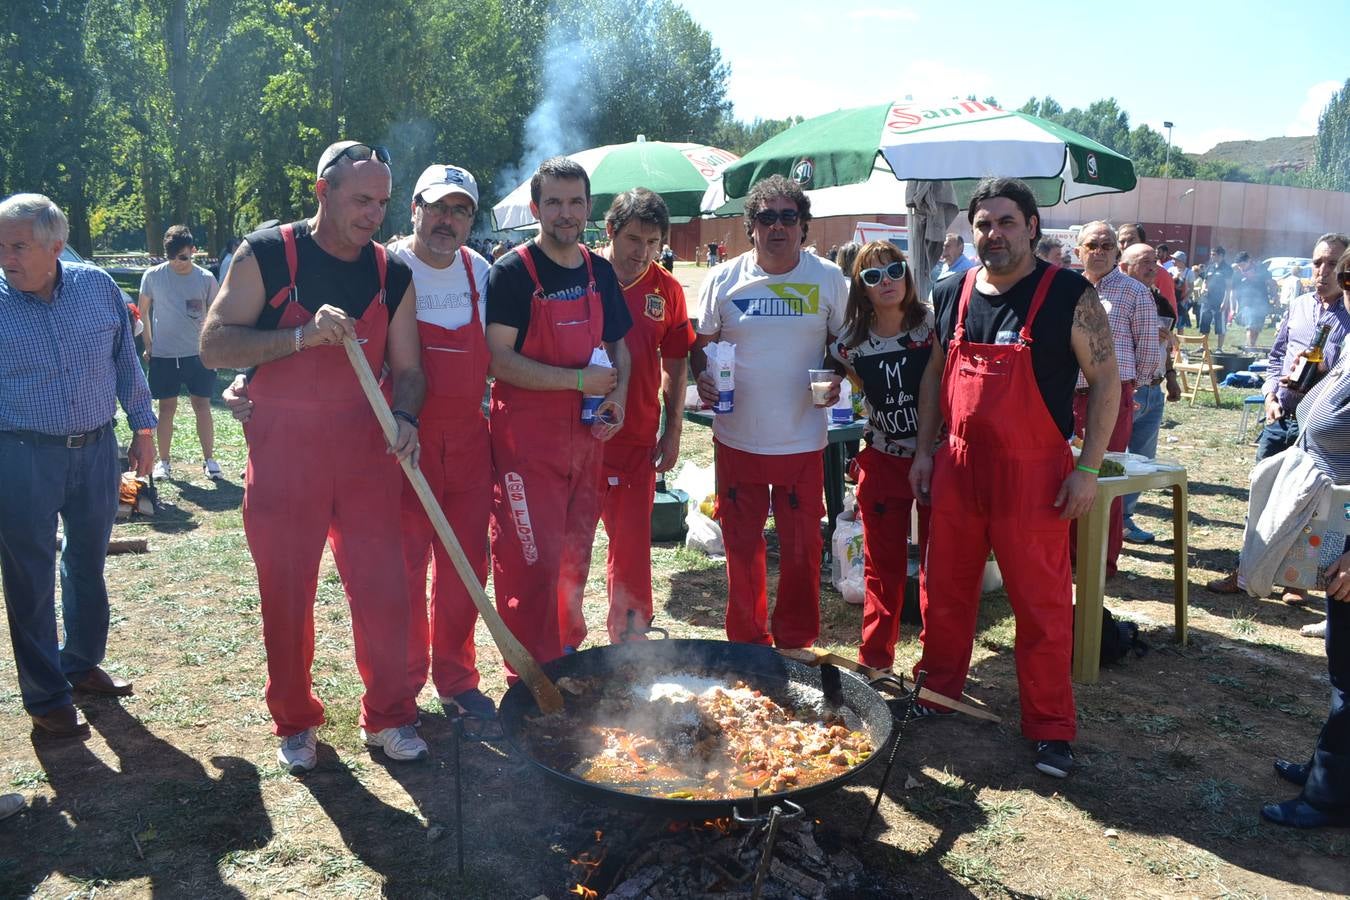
[{"xmin": 1, "ymin": 263, "xmax": 1347, "ymax": 898}]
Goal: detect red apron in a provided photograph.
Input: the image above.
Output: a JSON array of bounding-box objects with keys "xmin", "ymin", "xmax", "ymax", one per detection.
[
  {"xmin": 243, "ymin": 224, "xmax": 416, "ymax": 735},
  {"xmin": 489, "ymin": 243, "xmax": 605, "ymax": 667},
  {"xmin": 854, "ymin": 447, "xmax": 930, "ymax": 670},
  {"xmin": 915, "ymin": 266, "xmax": 1077, "ymax": 741},
  {"xmin": 401, "ymin": 246, "xmax": 491, "ymax": 699}
]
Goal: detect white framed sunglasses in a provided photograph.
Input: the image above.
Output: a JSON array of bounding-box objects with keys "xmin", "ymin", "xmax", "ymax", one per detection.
[{"xmin": 859, "ymin": 260, "xmax": 907, "ymax": 286}]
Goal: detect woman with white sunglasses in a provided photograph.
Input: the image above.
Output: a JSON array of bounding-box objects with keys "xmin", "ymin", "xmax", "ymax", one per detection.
[{"xmin": 830, "ymin": 241, "xmax": 934, "ymax": 670}]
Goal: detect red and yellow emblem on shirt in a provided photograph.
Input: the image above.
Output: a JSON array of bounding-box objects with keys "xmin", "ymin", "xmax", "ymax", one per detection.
[{"xmin": 644, "ymin": 292, "xmax": 665, "ymax": 321}]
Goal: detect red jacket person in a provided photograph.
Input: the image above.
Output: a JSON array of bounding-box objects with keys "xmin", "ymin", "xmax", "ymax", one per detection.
[
  {"xmin": 200, "ymin": 141, "xmax": 428, "ymax": 773},
  {"xmin": 909, "ymin": 177, "xmax": 1120, "ymax": 779},
  {"xmin": 592, "ymin": 188, "xmax": 694, "ymax": 644}
]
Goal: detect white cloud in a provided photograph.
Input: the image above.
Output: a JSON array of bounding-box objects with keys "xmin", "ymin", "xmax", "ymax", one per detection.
[
  {"xmin": 846, "ymin": 7, "xmax": 918, "ymax": 21},
  {"xmin": 1288, "ymin": 80, "xmax": 1340, "ymax": 135}
]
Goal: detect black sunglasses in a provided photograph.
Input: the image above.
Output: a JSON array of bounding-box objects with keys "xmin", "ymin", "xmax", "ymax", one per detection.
[
  {"xmin": 319, "ymin": 143, "xmax": 391, "ymax": 177},
  {"xmin": 859, "ymin": 260, "xmax": 907, "ymax": 286},
  {"xmin": 753, "ymin": 209, "xmax": 800, "ymax": 227},
  {"xmin": 1340, "ymin": 270, "xmax": 1350, "ymax": 289}
]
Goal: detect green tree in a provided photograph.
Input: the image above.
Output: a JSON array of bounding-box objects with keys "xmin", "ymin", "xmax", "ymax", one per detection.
[{"xmin": 1310, "ymin": 78, "xmax": 1350, "ymax": 192}]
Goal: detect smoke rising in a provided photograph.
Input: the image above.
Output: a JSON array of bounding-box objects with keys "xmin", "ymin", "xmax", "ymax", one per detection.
[{"xmin": 495, "ymin": 5, "xmax": 600, "ymax": 198}]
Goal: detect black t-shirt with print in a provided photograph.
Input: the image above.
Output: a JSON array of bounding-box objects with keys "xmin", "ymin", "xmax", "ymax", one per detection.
[
  {"xmin": 831, "ymin": 319, "xmax": 933, "ymax": 457},
  {"xmin": 933, "ymin": 260, "xmax": 1089, "ymax": 438},
  {"xmin": 486, "ymin": 244, "xmax": 632, "ymax": 352},
  {"xmin": 247, "ymin": 220, "xmax": 411, "ymax": 329}
]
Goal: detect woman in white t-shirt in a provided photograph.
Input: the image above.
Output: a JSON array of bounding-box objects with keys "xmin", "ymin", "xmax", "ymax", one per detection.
[{"xmin": 830, "ymin": 241, "xmax": 934, "ymax": 670}]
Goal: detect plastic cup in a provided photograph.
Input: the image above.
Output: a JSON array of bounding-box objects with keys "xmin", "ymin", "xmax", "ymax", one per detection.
[{"xmin": 808, "ymin": 368, "xmax": 837, "ymax": 405}]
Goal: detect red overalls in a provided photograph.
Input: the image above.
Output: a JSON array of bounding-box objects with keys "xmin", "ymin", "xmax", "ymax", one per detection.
[
  {"xmin": 399, "ymin": 247, "xmax": 491, "ymax": 700},
  {"xmin": 243, "ymin": 224, "xmax": 416, "ymax": 736},
  {"xmin": 855, "ymin": 447, "xmax": 931, "ymax": 670},
  {"xmin": 489, "ymin": 244, "xmax": 605, "ymax": 666},
  {"xmin": 915, "ymin": 266, "xmax": 1077, "ymax": 741}
]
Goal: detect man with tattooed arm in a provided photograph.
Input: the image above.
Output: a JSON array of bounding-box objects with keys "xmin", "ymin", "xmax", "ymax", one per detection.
[{"xmin": 908, "ymin": 177, "xmax": 1120, "ymax": 779}]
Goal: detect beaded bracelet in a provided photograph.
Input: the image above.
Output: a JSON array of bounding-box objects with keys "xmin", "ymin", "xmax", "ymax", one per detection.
[{"xmin": 294, "ymin": 326, "xmax": 304, "ymax": 353}]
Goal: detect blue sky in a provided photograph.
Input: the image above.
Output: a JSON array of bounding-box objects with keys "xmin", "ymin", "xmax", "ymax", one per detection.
[{"xmin": 677, "ymin": 0, "xmax": 1346, "ymax": 154}]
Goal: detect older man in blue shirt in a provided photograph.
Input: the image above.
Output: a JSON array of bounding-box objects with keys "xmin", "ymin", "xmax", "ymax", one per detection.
[
  {"xmin": 1258, "ymin": 233, "xmax": 1350, "ymax": 462},
  {"xmin": 0, "ymin": 193, "xmax": 156, "ymax": 738}
]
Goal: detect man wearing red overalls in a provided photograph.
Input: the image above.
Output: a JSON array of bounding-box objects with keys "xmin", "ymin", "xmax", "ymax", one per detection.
[
  {"xmin": 485, "ymin": 157, "xmax": 632, "ymax": 666},
  {"xmin": 909, "ymin": 177, "xmax": 1120, "ymax": 779},
  {"xmin": 593, "ymin": 188, "xmax": 694, "ymax": 644},
  {"xmin": 200, "ymin": 141, "xmax": 428, "ymax": 774},
  {"xmin": 388, "ymin": 164, "xmax": 496, "ymax": 720}
]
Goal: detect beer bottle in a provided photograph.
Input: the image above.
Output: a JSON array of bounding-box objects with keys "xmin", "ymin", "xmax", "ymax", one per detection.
[{"xmin": 1290, "ymin": 324, "xmax": 1331, "ymax": 393}]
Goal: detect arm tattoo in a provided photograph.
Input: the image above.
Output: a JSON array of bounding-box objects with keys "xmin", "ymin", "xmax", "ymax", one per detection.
[{"xmin": 1073, "ymin": 286, "xmax": 1114, "ymax": 366}]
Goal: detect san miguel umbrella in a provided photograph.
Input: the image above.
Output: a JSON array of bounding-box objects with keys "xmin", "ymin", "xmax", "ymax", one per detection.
[
  {"xmin": 711, "ymin": 100, "xmax": 1137, "ymax": 295},
  {"xmin": 492, "ymin": 137, "xmax": 739, "ymax": 231}
]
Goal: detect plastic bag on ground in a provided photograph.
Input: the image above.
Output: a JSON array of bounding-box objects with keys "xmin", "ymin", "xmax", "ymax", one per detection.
[
  {"xmin": 831, "ymin": 495, "xmax": 865, "ymax": 605},
  {"xmin": 674, "ymin": 461, "xmax": 723, "ymax": 557}
]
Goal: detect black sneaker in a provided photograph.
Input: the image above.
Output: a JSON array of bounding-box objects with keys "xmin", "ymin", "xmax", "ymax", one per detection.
[
  {"xmin": 909, "ymin": 703, "xmax": 955, "ymax": 721},
  {"xmin": 1035, "ymin": 740, "xmax": 1074, "ymax": 778}
]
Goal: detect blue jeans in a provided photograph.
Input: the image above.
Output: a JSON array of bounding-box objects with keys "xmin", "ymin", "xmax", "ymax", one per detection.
[
  {"xmin": 0, "ymin": 425, "xmax": 119, "ymax": 715},
  {"xmin": 1122, "ymin": 383, "xmax": 1165, "ymax": 521},
  {"xmin": 1255, "ymin": 414, "xmax": 1298, "ymax": 462},
  {"xmin": 1302, "ymin": 542, "xmax": 1349, "ymax": 811}
]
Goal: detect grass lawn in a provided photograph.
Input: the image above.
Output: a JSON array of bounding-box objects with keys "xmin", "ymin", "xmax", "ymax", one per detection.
[{"xmin": 1, "ymin": 307, "xmax": 1347, "ymax": 898}]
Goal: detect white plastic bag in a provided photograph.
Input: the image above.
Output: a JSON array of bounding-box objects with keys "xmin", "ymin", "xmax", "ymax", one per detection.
[
  {"xmin": 674, "ymin": 462, "xmax": 723, "ymax": 557},
  {"xmin": 830, "ymin": 497, "xmax": 865, "ymax": 606}
]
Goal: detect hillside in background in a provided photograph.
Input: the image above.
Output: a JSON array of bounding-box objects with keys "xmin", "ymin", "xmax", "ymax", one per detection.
[{"xmin": 1193, "ymin": 135, "xmax": 1317, "ymax": 175}]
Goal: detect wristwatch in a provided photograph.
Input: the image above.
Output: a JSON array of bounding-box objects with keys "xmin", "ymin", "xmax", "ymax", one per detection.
[{"xmin": 392, "ymin": 409, "xmax": 420, "ymax": 429}]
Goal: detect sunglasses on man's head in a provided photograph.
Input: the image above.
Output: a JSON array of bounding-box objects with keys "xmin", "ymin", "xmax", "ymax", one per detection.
[
  {"xmin": 753, "ymin": 209, "xmax": 800, "ymax": 227},
  {"xmin": 319, "ymin": 143, "xmax": 391, "ymax": 177},
  {"xmin": 859, "ymin": 260, "xmax": 907, "ymax": 286}
]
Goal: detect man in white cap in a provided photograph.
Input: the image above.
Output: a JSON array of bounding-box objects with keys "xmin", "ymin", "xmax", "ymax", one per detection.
[{"xmin": 387, "ymin": 165, "xmax": 496, "ymax": 720}]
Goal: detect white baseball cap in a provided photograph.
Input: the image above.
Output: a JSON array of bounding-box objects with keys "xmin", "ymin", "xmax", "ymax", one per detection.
[{"xmin": 414, "ymin": 164, "xmax": 479, "ymax": 207}]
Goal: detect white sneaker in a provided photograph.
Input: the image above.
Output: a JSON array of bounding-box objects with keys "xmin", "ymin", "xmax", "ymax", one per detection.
[
  {"xmin": 361, "ymin": 724, "xmax": 429, "ymax": 762},
  {"xmin": 277, "ymin": 727, "xmax": 317, "ymax": 775},
  {"xmin": 151, "ymin": 460, "xmax": 171, "ymax": 480},
  {"xmin": 1301, "ymin": 619, "xmax": 1328, "ymax": 638},
  {"xmin": 203, "ymin": 459, "xmax": 222, "ymax": 480}
]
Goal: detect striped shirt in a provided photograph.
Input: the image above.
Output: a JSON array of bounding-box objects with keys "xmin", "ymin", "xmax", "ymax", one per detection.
[
  {"xmin": 1263, "ymin": 292, "xmax": 1350, "ymax": 411},
  {"xmin": 1295, "ymin": 353, "xmax": 1350, "ymax": 483},
  {"xmin": 0, "ymin": 261, "xmax": 156, "ymax": 434},
  {"xmin": 1075, "ymin": 267, "xmax": 1162, "ymax": 388}
]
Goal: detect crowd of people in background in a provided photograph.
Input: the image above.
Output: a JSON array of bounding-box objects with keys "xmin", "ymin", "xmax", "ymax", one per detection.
[{"xmin": 2, "ymin": 143, "xmax": 1347, "ymax": 828}]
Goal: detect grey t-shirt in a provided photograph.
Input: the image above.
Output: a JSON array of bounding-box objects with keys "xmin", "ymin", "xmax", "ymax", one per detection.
[{"xmin": 139, "ymin": 262, "xmax": 218, "ymax": 358}]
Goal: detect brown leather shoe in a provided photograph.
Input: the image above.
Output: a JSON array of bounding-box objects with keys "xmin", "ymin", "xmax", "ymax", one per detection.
[
  {"xmin": 30, "ymin": 705, "xmax": 90, "ymax": 738},
  {"xmin": 1206, "ymin": 571, "xmax": 1241, "ymax": 594},
  {"xmin": 72, "ymin": 667, "xmax": 133, "ymax": 696}
]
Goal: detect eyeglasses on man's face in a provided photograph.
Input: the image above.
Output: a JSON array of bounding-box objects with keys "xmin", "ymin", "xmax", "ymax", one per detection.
[{"xmin": 753, "ymin": 209, "xmax": 800, "ymax": 227}]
